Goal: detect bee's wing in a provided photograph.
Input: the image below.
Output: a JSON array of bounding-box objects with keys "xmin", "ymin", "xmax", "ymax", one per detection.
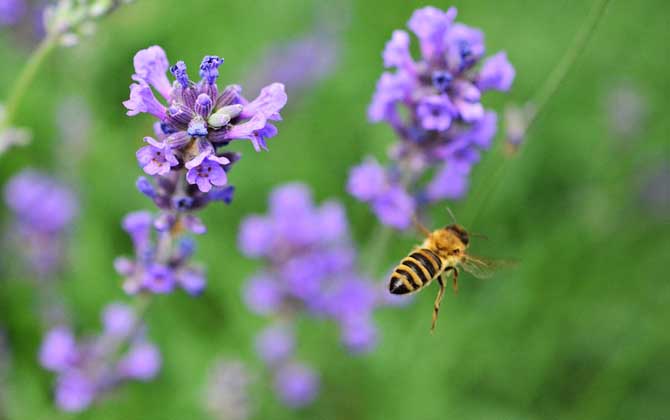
[{"xmin": 461, "ymin": 255, "xmax": 516, "ymax": 279}]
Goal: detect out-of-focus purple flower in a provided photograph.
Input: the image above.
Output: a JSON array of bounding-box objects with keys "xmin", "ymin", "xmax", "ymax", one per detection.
[
  {"xmin": 3, "ymin": 169, "xmax": 78, "ymax": 276},
  {"xmin": 205, "ymin": 360, "xmax": 254, "ymax": 420},
  {"xmin": 478, "ymin": 52, "xmax": 515, "ymax": 92},
  {"xmin": 39, "ymin": 326, "xmax": 77, "ymax": 372},
  {"xmin": 117, "ymin": 211, "xmax": 207, "ymax": 296},
  {"xmin": 347, "ymin": 158, "xmax": 387, "ymax": 202},
  {"xmin": 117, "ymin": 342, "xmax": 161, "ymax": 381},
  {"xmin": 102, "ymin": 303, "xmax": 136, "ymax": 338},
  {"xmin": 255, "ymin": 325, "xmax": 294, "ymax": 366},
  {"xmin": 55, "ymin": 371, "xmax": 96, "ymax": 412},
  {"xmin": 246, "ymin": 29, "xmax": 340, "ymax": 100},
  {"xmin": 417, "ymin": 95, "xmax": 456, "ymax": 131},
  {"xmin": 40, "ymin": 304, "xmax": 161, "ymax": 412},
  {"xmin": 240, "ymin": 183, "xmax": 387, "ymax": 407},
  {"xmin": 243, "ymin": 274, "xmax": 283, "ymax": 315},
  {"xmin": 141, "ymin": 264, "xmax": 176, "ymax": 294},
  {"xmin": 0, "ymin": 0, "xmax": 25, "ymax": 26},
  {"xmin": 4, "ymin": 169, "xmax": 77, "ymax": 233},
  {"xmin": 274, "ymin": 363, "xmax": 319, "ymax": 408},
  {"xmin": 355, "ymin": 6, "xmax": 515, "ymax": 229}
]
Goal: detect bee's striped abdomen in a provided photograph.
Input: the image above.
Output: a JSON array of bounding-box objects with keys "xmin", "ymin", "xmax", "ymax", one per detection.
[{"xmin": 389, "ymin": 248, "xmax": 443, "ymax": 295}]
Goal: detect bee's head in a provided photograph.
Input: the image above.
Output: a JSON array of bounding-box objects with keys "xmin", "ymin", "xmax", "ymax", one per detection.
[{"xmin": 445, "ymin": 224, "xmax": 469, "ymax": 247}]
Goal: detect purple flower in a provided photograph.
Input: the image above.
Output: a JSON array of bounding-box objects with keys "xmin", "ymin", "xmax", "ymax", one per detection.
[
  {"xmin": 358, "ymin": 6, "xmax": 515, "ymax": 228},
  {"xmin": 117, "ymin": 342, "xmax": 161, "ymax": 381},
  {"xmin": 40, "ymin": 305, "xmax": 162, "ymax": 411},
  {"xmin": 132, "ymin": 45, "xmax": 172, "ymax": 100},
  {"xmin": 122, "ymin": 211, "xmax": 153, "ymax": 253},
  {"xmin": 478, "ymin": 52, "xmax": 515, "ymax": 92},
  {"xmin": 255, "ymin": 325, "xmax": 294, "ymax": 366},
  {"xmin": 238, "ymin": 216, "xmax": 274, "ymax": 258},
  {"xmin": 177, "ymin": 268, "xmax": 206, "ymax": 295},
  {"xmin": 417, "ymin": 95, "xmax": 455, "ymax": 131},
  {"xmin": 0, "ymin": 0, "xmax": 25, "ymax": 26},
  {"xmin": 186, "ymin": 156, "xmax": 229, "ymax": 193},
  {"xmin": 425, "ymin": 160, "xmax": 471, "ymax": 201},
  {"xmin": 136, "ymin": 137, "xmax": 178, "ymax": 176},
  {"xmin": 123, "ymin": 81, "xmax": 167, "ymax": 119},
  {"xmin": 55, "ymin": 371, "xmax": 96, "ymax": 412},
  {"xmin": 141, "ymin": 264, "xmax": 176, "ymax": 293},
  {"xmin": 274, "ymin": 363, "xmax": 319, "ymax": 408},
  {"xmin": 407, "ymin": 6, "xmax": 456, "ymax": 60},
  {"xmin": 199, "ymin": 55, "xmax": 223, "ymax": 84},
  {"xmin": 347, "ymin": 158, "xmax": 387, "ymax": 201},
  {"xmin": 4, "ymin": 169, "xmax": 78, "ymax": 233},
  {"xmin": 243, "ymin": 274, "xmax": 282, "ymax": 315},
  {"xmin": 39, "ymin": 327, "xmax": 77, "ymax": 372},
  {"xmin": 102, "ymin": 302, "xmax": 136, "ymax": 338}
]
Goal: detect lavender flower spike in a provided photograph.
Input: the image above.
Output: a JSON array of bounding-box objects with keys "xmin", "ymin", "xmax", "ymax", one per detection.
[
  {"xmin": 124, "ymin": 45, "xmax": 287, "ymax": 193},
  {"xmin": 352, "ymin": 6, "xmax": 515, "ymax": 229}
]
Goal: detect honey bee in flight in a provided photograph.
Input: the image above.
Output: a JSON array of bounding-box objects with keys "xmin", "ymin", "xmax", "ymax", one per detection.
[{"xmin": 389, "ymin": 213, "xmax": 512, "ymax": 333}]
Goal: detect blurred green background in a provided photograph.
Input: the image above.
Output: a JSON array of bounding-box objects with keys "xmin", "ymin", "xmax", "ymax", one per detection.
[{"xmin": 1, "ymin": 0, "xmax": 669, "ymax": 419}]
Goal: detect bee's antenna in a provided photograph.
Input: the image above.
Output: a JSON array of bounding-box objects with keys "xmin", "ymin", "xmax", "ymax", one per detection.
[
  {"xmin": 446, "ymin": 207, "xmax": 458, "ymax": 225},
  {"xmin": 470, "ymin": 232, "xmax": 489, "ymax": 240}
]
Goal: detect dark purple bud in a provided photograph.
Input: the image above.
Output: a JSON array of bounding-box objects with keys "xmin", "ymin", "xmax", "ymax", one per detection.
[
  {"xmin": 208, "ymin": 186, "xmax": 235, "ymax": 204},
  {"xmin": 194, "ymin": 94, "xmax": 213, "ymax": 118},
  {"xmin": 216, "ymin": 84, "xmax": 242, "ymax": 108},
  {"xmin": 199, "ymin": 55, "xmax": 223, "ymax": 85},
  {"xmin": 187, "ymin": 116, "xmax": 208, "ymax": 137},
  {"xmin": 170, "ymin": 61, "xmax": 190, "ymax": 88},
  {"xmin": 136, "ymin": 177, "xmax": 157, "ymax": 199},
  {"xmin": 160, "ymin": 122, "xmax": 177, "ymax": 135},
  {"xmin": 431, "ymin": 71, "xmax": 452, "ymax": 92},
  {"xmin": 173, "ymin": 196, "xmax": 194, "ymax": 211}
]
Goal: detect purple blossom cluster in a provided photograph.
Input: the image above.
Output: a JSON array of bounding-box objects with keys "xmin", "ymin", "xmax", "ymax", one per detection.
[
  {"xmin": 254, "ymin": 324, "xmax": 319, "ymax": 407},
  {"xmin": 3, "ymin": 169, "xmax": 78, "ymax": 276},
  {"xmin": 124, "ymin": 45, "xmax": 286, "ymax": 197},
  {"xmin": 239, "ymin": 183, "xmax": 381, "ymax": 406},
  {"xmin": 114, "ymin": 210, "xmax": 205, "ymax": 295},
  {"xmin": 0, "ymin": 0, "xmax": 25, "ymax": 26},
  {"xmin": 349, "ymin": 6, "xmax": 514, "ymax": 229},
  {"xmin": 39, "ymin": 302, "xmax": 161, "ymax": 412}
]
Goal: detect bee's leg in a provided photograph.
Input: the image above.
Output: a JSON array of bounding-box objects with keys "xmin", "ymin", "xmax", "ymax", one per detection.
[
  {"xmin": 430, "ymin": 274, "xmax": 447, "ymax": 333},
  {"xmin": 412, "ymin": 214, "xmax": 432, "ymax": 238},
  {"xmin": 451, "ymin": 267, "xmax": 459, "ymax": 295}
]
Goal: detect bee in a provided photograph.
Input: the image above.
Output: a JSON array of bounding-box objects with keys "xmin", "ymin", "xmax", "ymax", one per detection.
[{"xmin": 389, "ymin": 213, "xmax": 512, "ymax": 333}]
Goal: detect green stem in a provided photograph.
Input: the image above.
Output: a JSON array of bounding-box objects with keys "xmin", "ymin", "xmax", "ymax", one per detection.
[
  {"xmin": 2, "ymin": 34, "xmax": 58, "ymax": 128},
  {"xmin": 465, "ymin": 0, "xmax": 611, "ymax": 226},
  {"xmin": 524, "ymin": 0, "xmax": 612, "ymax": 134}
]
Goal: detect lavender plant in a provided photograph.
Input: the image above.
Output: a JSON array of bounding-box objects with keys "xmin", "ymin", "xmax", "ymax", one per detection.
[
  {"xmin": 39, "ymin": 302, "xmax": 160, "ymax": 412},
  {"xmin": 239, "ymin": 183, "xmax": 382, "ymax": 407},
  {"xmin": 0, "ymin": 0, "xmax": 25, "ymax": 26},
  {"xmin": 0, "ymin": 0, "xmax": 133, "ymax": 154},
  {"xmin": 3, "ymin": 169, "xmax": 78, "ymax": 278},
  {"xmin": 348, "ymin": 6, "xmax": 515, "ymax": 229}
]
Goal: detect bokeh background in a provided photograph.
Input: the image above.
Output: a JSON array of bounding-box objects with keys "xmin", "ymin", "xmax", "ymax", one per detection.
[{"xmin": 1, "ymin": 0, "xmax": 669, "ymax": 419}]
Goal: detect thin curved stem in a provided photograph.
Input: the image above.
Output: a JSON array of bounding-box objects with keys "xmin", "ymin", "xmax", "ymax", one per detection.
[
  {"xmin": 523, "ymin": 0, "xmax": 612, "ymax": 135},
  {"xmin": 465, "ymin": 0, "xmax": 611, "ymax": 227},
  {"xmin": 2, "ymin": 34, "xmax": 59, "ymax": 129}
]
